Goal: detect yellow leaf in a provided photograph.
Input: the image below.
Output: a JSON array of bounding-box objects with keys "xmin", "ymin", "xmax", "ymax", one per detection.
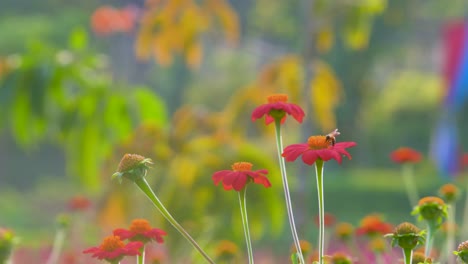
[
  {"xmin": 97, "ymin": 190, "xmax": 127, "ymax": 232},
  {"xmin": 169, "ymin": 156, "xmax": 198, "ymax": 188},
  {"xmin": 152, "ymin": 35, "xmax": 173, "ymax": 66},
  {"xmin": 310, "ymin": 61, "xmax": 343, "ymax": 132},
  {"xmin": 316, "ymin": 27, "xmax": 334, "ymax": 54},
  {"xmin": 186, "ymin": 42, "xmax": 203, "ymax": 69}
]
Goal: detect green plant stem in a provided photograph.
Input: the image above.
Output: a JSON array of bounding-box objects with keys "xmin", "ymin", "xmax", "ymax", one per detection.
[
  {"xmin": 137, "ymin": 245, "xmax": 145, "ymax": 264},
  {"xmin": 402, "ymin": 248, "xmax": 413, "ymax": 264},
  {"xmin": 45, "ymin": 227, "xmax": 66, "ymax": 264},
  {"xmin": 375, "ymin": 253, "xmax": 384, "ymax": 264},
  {"xmin": 402, "ymin": 164, "xmax": 419, "ymax": 208},
  {"xmin": 462, "ymin": 180, "xmax": 468, "ymax": 238},
  {"xmin": 273, "ymin": 119, "xmax": 305, "ymax": 264},
  {"xmin": 314, "ymin": 159, "xmax": 325, "ymax": 264},
  {"xmin": 134, "ymin": 178, "xmax": 215, "ymax": 264},
  {"xmin": 238, "ymin": 189, "xmax": 254, "ymax": 264},
  {"xmin": 425, "ymin": 222, "xmax": 436, "ymax": 257},
  {"xmin": 444, "ymin": 203, "xmax": 456, "ymax": 264}
]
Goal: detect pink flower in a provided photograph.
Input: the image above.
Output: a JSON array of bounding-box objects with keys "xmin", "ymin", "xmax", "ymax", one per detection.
[
  {"xmin": 251, "ymin": 94, "xmax": 305, "ymax": 125},
  {"xmin": 282, "ymin": 134, "xmax": 356, "ymax": 165},
  {"xmin": 212, "ymin": 162, "xmax": 271, "ymax": 191}
]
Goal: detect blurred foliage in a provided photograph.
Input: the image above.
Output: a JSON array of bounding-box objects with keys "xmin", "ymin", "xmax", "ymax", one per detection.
[
  {"xmin": 0, "ymin": 28, "xmax": 167, "ymax": 190},
  {"xmin": 136, "ymin": 0, "xmax": 239, "ymax": 68},
  {"xmin": 1, "ymin": 0, "xmax": 468, "ymax": 260}
]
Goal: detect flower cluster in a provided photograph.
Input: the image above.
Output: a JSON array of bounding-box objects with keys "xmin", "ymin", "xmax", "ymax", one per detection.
[{"xmin": 84, "ymin": 219, "xmax": 166, "ymax": 263}]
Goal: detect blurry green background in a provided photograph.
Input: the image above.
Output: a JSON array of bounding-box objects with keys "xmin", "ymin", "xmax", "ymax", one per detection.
[{"xmin": 1, "ymin": 0, "xmax": 468, "ymax": 259}]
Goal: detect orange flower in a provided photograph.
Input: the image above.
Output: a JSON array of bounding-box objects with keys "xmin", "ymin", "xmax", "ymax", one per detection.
[
  {"xmin": 335, "ymin": 222, "xmax": 354, "ymax": 241},
  {"xmin": 314, "ymin": 212, "xmax": 336, "ymax": 228},
  {"xmin": 214, "ymin": 240, "xmax": 239, "ymax": 261},
  {"xmin": 356, "ymin": 214, "xmax": 393, "ymax": 237},
  {"xmin": 438, "ymin": 183, "xmax": 459, "ymax": 203},
  {"xmin": 390, "ymin": 147, "xmax": 422, "ymax": 164},
  {"xmin": 90, "ymin": 5, "xmax": 139, "ymax": 36},
  {"xmin": 413, "ymin": 196, "xmax": 448, "ymax": 222},
  {"xmin": 83, "ymin": 235, "xmax": 143, "ymax": 262},
  {"xmin": 290, "ymin": 240, "xmax": 312, "ymax": 255},
  {"xmin": 68, "ymin": 195, "xmax": 91, "ymax": 211},
  {"xmin": 251, "ymin": 94, "xmax": 305, "ymax": 125},
  {"xmin": 113, "ymin": 219, "xmax": 167, "ymax": 244},
  {"xmin": 212, "ymin": 162, "xmax": 271, "ymax": 191}
]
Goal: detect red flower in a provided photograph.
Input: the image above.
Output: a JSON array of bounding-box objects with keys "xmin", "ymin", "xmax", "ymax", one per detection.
[
  {"xmin": 355, "ymin": 214, "xmax": 393, "ymax": 237},
  {"xmin": 251, "ymin": 94, "xmax": 305, "ymax": 125},
  {"xmin": 461, "ymin": 153, "xmax": 468, "ymax": 170},
  {"xmin": 68, "ymin": 195, "xmax": 91, "ymax": 211},
  {"xmin": 113, "ymin": 219, "xmax": 167, "ymax": 244},
  {"xmin": 83, "ymin": 235, "xmax": 143, "ymax": 262},
  {"xmin": 390, "ymin": 147, "xmax": 422, "ymax": 164},
  {"xmin": 282, "ymin": 133, "xmax": 356, "ymax": 165},
  {"xmin": 212, "ymin": 162, "xmax": 271, "ymax": 191}
]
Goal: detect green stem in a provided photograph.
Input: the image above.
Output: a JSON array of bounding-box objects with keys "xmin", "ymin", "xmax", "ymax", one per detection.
[
  {"xmin": 425, "ymin": 222, "xmax": 436, "ymax": 257},
  {"xmin": 375, "ymin": 253, "xmax": 384, "ymax": 264},
  {"xmin": 444, "ymin": 204, "xmax": 456, "ymax": 264},
  {"xmin": 134, "ymin": 178, "xmax": 215, "ymax": 264},
  {"xmin": 273, "ymin": 119, "xmax": 305, "ymax": 264},
  {"xmin": 314, "ymin": 159, "xmax": 325, "ymax": 264},
  {"xmin": 402, "ymin": 248, "xmax": 413, "ymax": 264},
  {"xmin": 45, "ymin": 228, "xmax": 66, "ymax": 264},
  {"xmin": 238, "ymin": 189, "xmax": 254, "ymax": 264},
  {"xmin": 462, "ymin": 180, "xmax": 468, "ymax": 239},
  {"xmin": 402, "ymin": 164, "xmax": 419, "ymax": 208},
  {"xmin": 137, "ymin": 245, "xmax": 145, "ymax": 264}
]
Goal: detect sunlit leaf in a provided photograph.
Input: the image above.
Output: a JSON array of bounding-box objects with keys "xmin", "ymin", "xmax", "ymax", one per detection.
[
  {"xmin": 310, "ymin": 60, "xmax": 342, "ymax": 132},
  {"xmin": 133, "ymin": 87, "xmax": 168, "ymax": 128},
  {"xmin": 68, "ymin": 27, "xmax": 88, "ymax": 51}
]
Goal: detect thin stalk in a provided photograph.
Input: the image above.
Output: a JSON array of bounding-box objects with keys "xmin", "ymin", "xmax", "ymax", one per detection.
[
  {"xmin": 424, "ymin": 222, "xmax": 436, "ymax": 257},
  {"xmin": 402, "ymin": 248, "xmax": 413, "ymax": 264},
  {"xmin": 238, "ymin": 189, "xmax": 254, "ymax": 264},
  {"xmin": 462, "ymin": 180, "xmax": 468, "ymax": 238},
  {"xmin": 375, "ymin": 253, "xmax": 384, "ymax": 264},
  {"xmin": 137, "ymin": 245, "xmax": 145, "ymax": 264},
  {"xmin": 402, "ymin": 164, "xmax": 419, "ymax": 208},
  {"xmin": 314, "ymin": 159, "xmax": 325, "ymax": 264},
  {"xmin": 445, "ymin": 204, "xmax": 456, "ymax": 264},
  {"xmin": 273, "ymin": 119, "xmax": 305, "ymax": 264},
  {"xmin": 45, "ymin": 228, "xmax": 66, "ymax": 264},
  {"xmin": 134, "ymin": 178, "xmax": 215, "ymax": 264}
]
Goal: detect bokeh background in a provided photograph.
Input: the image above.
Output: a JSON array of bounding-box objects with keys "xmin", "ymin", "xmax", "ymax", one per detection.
[{"xmin": 1, "ymin": 0, "xmax": 468, "ymax": 262}]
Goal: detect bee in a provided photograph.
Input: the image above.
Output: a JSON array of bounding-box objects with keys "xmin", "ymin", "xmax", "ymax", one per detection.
[{"xmin": 325, "ymin": 129, "xmax": 340, "ymax": 146}]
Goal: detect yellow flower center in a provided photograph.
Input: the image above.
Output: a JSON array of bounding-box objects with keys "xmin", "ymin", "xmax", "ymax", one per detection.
[
  {"xmin": 307, "ymin": 136, "xmax": 330, "ymax": 150},
  {"xmin": 231, "ymin": 162, "xmax": 253, "ymax": 171},
  {"xmin": 129, "ymin": 219, "xmax": 152, "ymax": 233},
  {"xmin": 267, "ymin": 94, "xmax": 288, "ymax": 103},
  {"xmin": 100, "ymin": 236, "xmax": 125, "ymax": 252}
]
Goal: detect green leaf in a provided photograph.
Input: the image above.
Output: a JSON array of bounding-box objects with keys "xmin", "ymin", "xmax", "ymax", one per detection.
[
  {"xmin": 68, "ymin": 27, "xmax": 88, "ymax": 51},
  {"xmin": 132, "ymin": 87, "xmax": 168, "ymax": 127},
  {"xmin": 290, "ymin": 252, "xmax": 299, "ymax": 264}
]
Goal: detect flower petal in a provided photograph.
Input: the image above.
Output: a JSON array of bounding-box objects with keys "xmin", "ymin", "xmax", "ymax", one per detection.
[
  {"xmin": 301, "ymin": 150, "xmax": 320, "ymax": 165},
  {"xmin": 212, "ymin": 170, "xmax": 230, "ymax": 185},
  {"xmin": 113, "ymin": 228, "xmax": 135, "ymax": 240},
  {"xmin": 232, "ymin": 173, "xmax": 248, "ymax": 191},
  {"xmin": 282, "ymin": 144, "xmax": 309, "ymax": 162}
]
